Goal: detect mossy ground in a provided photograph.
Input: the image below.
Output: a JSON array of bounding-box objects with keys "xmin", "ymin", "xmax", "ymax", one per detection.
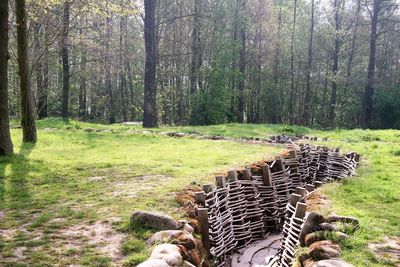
[{"xmin": 1, "ymin": 119, "xmax": 399, "ymax": 266}]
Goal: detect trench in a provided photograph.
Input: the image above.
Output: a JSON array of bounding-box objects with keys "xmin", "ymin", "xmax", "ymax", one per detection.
[{"xmin": 197, "ymin": 143, "xmax": 360, "ymax": 267}]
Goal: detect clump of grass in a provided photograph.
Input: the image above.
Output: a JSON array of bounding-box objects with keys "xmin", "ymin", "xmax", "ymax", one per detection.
[
  {"xmin": 360, "ymin": 134, "xmax": 381, "ymax": 142},
  {"xmin": 81, "ymin": 255, "xmax": 112, "ymax": 267},
  {"xmin": 122, "ymin": 253, "xmax": 149, "ymax": 267},
  {"xmin": 392, "ymin": 150, "xmax": 400, "ymax": 156},
  {"xmin": 121, "ymin": 238, "xmax": 146, "ymax": 255}
]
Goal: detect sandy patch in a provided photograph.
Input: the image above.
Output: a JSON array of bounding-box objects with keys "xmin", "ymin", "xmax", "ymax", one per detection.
[{"xmin": 58, "ymin": 220, "xmax": 126, "ymax": 261}]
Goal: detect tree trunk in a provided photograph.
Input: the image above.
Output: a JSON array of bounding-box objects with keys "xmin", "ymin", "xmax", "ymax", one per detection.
[
  {"xmin": 143, "ymin": 0, "xmax": 158, "ymax": 128},
  {"xmin": 190, "ymin": 0, "xmax": 202, "ymax": 95},
  {"xmin": 361, "ymin": 0, "xmax": 381, "ymax": 128},
  {"xmin": 271, "ymin": 0, "xmax": 283, "ymax": 124},
  {"xmin": 105, "ymin": 16, "xmax": 116, "ymax": 124},
  {"xmin": 16, "ymin": 0, "xmax": 37, "ymax": 143},
  {"xmin": 123, "ymin": 18, "xmax": 136, "ymax": 121},
  {"xmin": 79, "ymin": 45, "xmax": 87, "ymax": 118},
  {"xmin": 344, "ymin": 0, "xmax": 361, "ymax": 96},
  {"xmin": 329, "ymin": 0, "xmax": 341, "ymax": 122},
  {"xmin": 302, "ymin": 0, "xmax": 315, "ymax": 125},
  {"xmin": 0, "ymin": 0, "xmax": 13, "ymax": 155},
  {"xmin": 61, "ymin": 0, "xmax": 70, "ymax": 118},
  {"xmin": 119, "ymin": 17, "xmax": 128, "ymax": 122},
  {"xmin": 288, "ymin": 0, "xmax": 297, "ymax": 124},
  {"xmin": 38, "ymin": 24, "xmax": 48, "ymax": 119},
  {"xmin": 237, "ymin": 0, "xmax": 246, "ymax": 123},
  {"xmin": 33, "ymin": 22, "xmax": 44, "ymax": 119}
]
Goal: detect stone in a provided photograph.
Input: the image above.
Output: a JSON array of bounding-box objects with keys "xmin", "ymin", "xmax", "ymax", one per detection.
[
  {"xmin": 308, "ymin": 240, "xmax": 341, "ymax": 260},
  {"xmin": 179, "ymin": 221, "xmax": 195, "ymax": 233},
  {"xmin": 136, "ymin": 259, "xmax": 170, "ymax": 267},
  {"xmin": 147, "ymin": 230, "xmax": 197, "ymax": 250},
  {"xmin": 182, "ymin": 261, "xmax": 196, "ymax": 267},
  {"xmin": 313, "ymin": 259, "xmax": 355, "ymax": 267},
  {"xmin": 305, "ymin": 231, "xmax": 348, "ymax": 246},
  {"xmin": 319, "ymin": 223, "xmax": 338, "ymax": 231},
  {"xmin": 150, "ymin": 244, "xmax": 183, "ymax": 266},
  {"xmin": 300, "ymin": 212, "xmax": 327, "ymax": 246},
  {"xmin": 131, "ymin": 210, "xmax": 183, "ymax": 231},
  {"xmin": 84, "ymin": 128, "xmax": 95, "ymax": 132}
]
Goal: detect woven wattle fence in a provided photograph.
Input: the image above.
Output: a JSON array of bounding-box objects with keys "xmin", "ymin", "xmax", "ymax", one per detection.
[{"xmin": 195, "ymin": 144, "xmax": 359, "ymax": 267}]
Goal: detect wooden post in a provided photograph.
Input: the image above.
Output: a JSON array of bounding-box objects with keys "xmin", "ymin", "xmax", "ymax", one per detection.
[
  {"xmin": 216, "ymin": 176, "xmax": 226, "ymax": 188},
  {"xmin": 227, "ymin": 170, "xmax": 238, "ymax": 182},
  {"xmin": 335, "ymin": 147, "xmax": 340, "ymax": 153},
  {"xmin": 203, "ymin": 184, "xmax": 213, "ymax": 193},
  {"xmin": 294, "ymin": 187, "xmax": 306, "ymax": 197},
  {"xmin": 289, "ymin": 150, "xmax": 297, "ymax": 158},
  {"xmin": 195, "ymin": 191, "xmax": 205, "ymax": 206},
  {"xmin": 289, "ymin": 193, "xmax": 302, "ymax": 206},
  {"xmin": 262, "ymin": 164, "xmax": 272, "ymax": 186},
  {"xmin": 354, "ymin": 153, "xmax": 360, "ymax": 162},
  {"xmin": 305, "ymin": 184, "xmax": 315, "ymax": 192},
  {"xmin": 314, "ymin": 181, "xmax": 323, "ymax": 188},
  {"xmin": 275, "ymin": 157, "xmax": 285, "ymax": 171},
  {"xmin": 294, "ymin": 202, "xmax": 307, "ymax": 219},
  {"xmin": 197, "ymin": 208, "xmax": 210, "ymax": 255},
  {"xmin": 243, "ymin": 168, "xmax": 252, "ymax": 180}
]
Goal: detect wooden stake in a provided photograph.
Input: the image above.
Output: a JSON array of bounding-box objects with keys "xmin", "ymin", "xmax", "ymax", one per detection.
[
  {"xmin": 262, "ymin": 164, "xmax": 272, "ymax": 186},
  {"xmin": 216, "ymin": 176, "xmax": 226, "ymax": 188},
  {"xmin": 275, "ymin": 157, "xmax": 285, "ymax": 172},
  {"xmin": 227, "ymin": 170, "xmax": 238, "ymax": 182},
  {"xmin": 289, "ymin": 150, "xmax": 297, "ymax": 158},
  {"xmin": 294, "ymin": 187, "xmax": 306, "ymax": 197},
  {"xmin": 197, "ymin": 208, "xmax": 210, "ymax": 255},
  {"xmin": 294, "ymin": 202, "xmax": 307, "ymax": 219},
  {"xmin": 305, "ymin": 184, "xmax": 315, "ymax": 192},
  {"xmin": 202, "ymin": 184, "xmax": 213, "ymax": 193},
  {"xmin": 243, "ymin": 168, "xmax": 252, "ymax": 180},
  {"xmin": 289, "ymin": 193, "xmax": 302, "ymax": 206},
  {"xmin": 195, "ymin": 191, "xmax": 205, "ymax": 206}
]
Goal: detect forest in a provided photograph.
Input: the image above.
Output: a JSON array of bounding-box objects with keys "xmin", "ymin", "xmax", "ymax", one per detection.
[
  {"xmin": 1, "ymin": 0, "xmax": 400, "ymax": 143},
  {"xmin": 0, "ymin": 0, "xmax": 400, "ymax": 267}
]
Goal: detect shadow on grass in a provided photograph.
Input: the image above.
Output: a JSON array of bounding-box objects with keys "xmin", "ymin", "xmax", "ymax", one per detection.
[{"xmin": 0, "ymin": 142, "xmax": 36, "ymax": 210}]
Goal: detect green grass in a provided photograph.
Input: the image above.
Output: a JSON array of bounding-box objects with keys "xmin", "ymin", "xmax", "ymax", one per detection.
[
  {"xmin": 2, "ymin": 118, "xmax": 400, "ymax": 266},
  {"xmin": 1, "ymin": 119, "xmax": 282, "ymax": 266}
]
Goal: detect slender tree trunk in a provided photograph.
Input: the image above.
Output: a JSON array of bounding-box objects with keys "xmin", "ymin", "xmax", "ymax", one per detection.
[
  {"xmin": 33, "ymin": 22, "xmax": 44, "ymax": 119},
  {"xmin": 344, "ymin": 0, "xmax": 361, "ymax": 96},
  {"xmin": 0, "ymin": 0, "xmax": 13, "ymax": 155},
  {"xmin": 79, "ymin": 45, "xmax": 87, "ymax": 118},
  {"xmin": 119, "ymin": 17, "xmax": 128, "ymax": 122},
  {"xmin": 61, "ymin": 0, "xmax": 70, "ymax": 118},
  {"xmin": 288, "ymin": 0, "xmax": 297, "ymax": 124},
  {"xmin": 329, "ymin": 0, "xmax": 341, "ymax": 122},
  {"xmin": 143, "ymin": 0, "xmax": 158, "ymax": 128},
  {"xmin": 302, "ymin": 0, "xmax": 315, "ymax": 125},
  {"xmin": 361, "ymin": 0, "xmax": 381, "ymax": 128},
  {"xmin": 237, "ymin": 0, "xmax": 246, "ymax": 123},
  {"xmin": 16, "ymin": 0, "xmax": 37, "ymax": 143},
  {"xmin": 123, "ymin": 18, "xmax": 135, "ymax": 121},
  {"xmin": 41, "ymin": 38, "xmax": 49, "ymax": 118},
  {"xmin": 271, "ymin": 0, "xmax": 283, "ymax": 124},
  {"xmin": 105, "ymin": 16, "xmax": 116, "ymax": 124},
  {"xmin": 38, "ymin": 24, "xmax": 48, "ymax": 118},
  {"xmin": 190, "ymin": 0, "xmax": 201, "ymax": 95}
]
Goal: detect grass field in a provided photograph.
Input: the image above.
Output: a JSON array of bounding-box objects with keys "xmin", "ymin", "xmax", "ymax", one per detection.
[{"xmin": 1, "ymin": 118, "xmax": 399, "ymax": 266}]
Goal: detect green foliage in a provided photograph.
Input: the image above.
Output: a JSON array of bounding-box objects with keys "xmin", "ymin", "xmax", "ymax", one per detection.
[{"xmin": 374, "ymin": 87, "xmax": 400, "ymax": 129}]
